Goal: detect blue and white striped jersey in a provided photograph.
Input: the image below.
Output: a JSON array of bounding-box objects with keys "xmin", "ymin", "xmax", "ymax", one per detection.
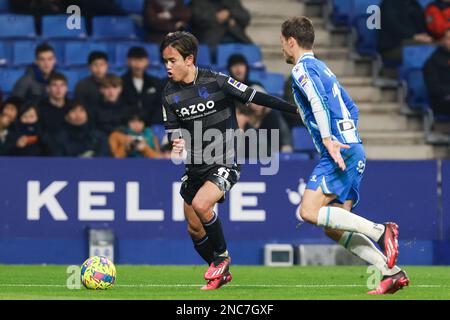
[{"xmin": 291, "ymin": 52, "xmax": 362, "ymax": 156}]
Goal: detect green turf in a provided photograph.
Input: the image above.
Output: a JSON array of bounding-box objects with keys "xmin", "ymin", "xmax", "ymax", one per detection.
[{"xmin": 0, "ymin": 265, "xmax": 449, "ymax": 300}]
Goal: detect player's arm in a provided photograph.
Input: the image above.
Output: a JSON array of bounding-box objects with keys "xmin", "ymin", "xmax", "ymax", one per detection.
[
  {"xmin": 217, "ymin": 74, "xmax": 299, "ymax": 115},
  {"xmin": 293, "ymin": 66, "xmax": 349, "ymax": 170},
  {"xmin": 162, "ymin": 96, "xmax": 185, "ymax": 157}
]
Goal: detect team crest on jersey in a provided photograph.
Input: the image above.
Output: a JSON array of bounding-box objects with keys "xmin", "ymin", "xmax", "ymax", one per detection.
[
  {"xmin": 198, "ymin": 87, "xmax": 209, "ymax": 99},
  {"xmin": 298, "ymin": 74, "xmax": 309, "ymax": 88},
  {"xmin": 227, "ymin": 78, "xmax": 248, "ymax": 92}
]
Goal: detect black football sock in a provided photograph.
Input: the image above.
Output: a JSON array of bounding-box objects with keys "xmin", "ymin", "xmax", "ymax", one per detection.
[
  {"xmin": 203, "ymin": 211, "xmax": 228, "ymax": 258},
  {"xmin": 192, "ymin": 235, "xmax": 215, "ymax": 265}
]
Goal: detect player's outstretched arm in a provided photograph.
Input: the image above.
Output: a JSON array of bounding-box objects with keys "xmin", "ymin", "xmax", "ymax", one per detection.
[{"xmin": 250, "ymin": 91, "xmax": 300, "ymax": 115}]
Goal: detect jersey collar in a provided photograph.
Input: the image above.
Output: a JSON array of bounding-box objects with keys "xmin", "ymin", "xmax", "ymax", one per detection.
[{"xmin": 297, "ymin": 52, "xmax": 315, "ymax": 64}]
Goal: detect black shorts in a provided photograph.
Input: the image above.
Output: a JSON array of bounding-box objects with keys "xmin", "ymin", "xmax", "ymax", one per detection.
[{"xmin": 180, "ymin": 164, "xmax": 241, "ymax": 205}]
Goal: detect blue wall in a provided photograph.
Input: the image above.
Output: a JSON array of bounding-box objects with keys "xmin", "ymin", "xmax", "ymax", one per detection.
[{"xmin": 0, "ymin": 158, "xmax": 448, "ymax": 265}]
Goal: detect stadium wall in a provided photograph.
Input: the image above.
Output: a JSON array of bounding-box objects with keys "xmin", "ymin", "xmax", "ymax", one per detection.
[{"xmin": 0, "ymin": 157, "xmax": 448, "ymax": 265}]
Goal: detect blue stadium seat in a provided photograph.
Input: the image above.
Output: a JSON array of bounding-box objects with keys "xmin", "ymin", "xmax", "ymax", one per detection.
[
  {"xmin": 151, "ymin": 124, "xmax": 167, "ymax": 144},
  {"xmin": 405, "ymin": 68, "xmax": 430, "ymax": 109},
  {"xmin": 92, "ymin": 16, "xmax": 137, "ymax": 40},
  {"xmin": 197, "ymin": 44, "xmax": 212, "ymax": 68},
  {"xmin": 249, "ymin": 71, "xmax": 285, "ymax": 97},
  {"xmin": 418, "ymin": 0, "xmax": 433, "ymax": 8},
  {"xmin": 114, "ymin": 42, "xmax": 161, "ymax": 68},
  {"xmin": 115, "ymin": 0, "xmax": 144, "ymax": 14},
  {"xmin": 330, "ymin": 0, "xmax": 352, "ymax": 26},
  {"xmin": 353, "ymin": 16, "xmax": 378, "ymax": 57},
  {"xmin": 216, "ymin": 44, "xmax": 264, "ymax": 70},
  {"xmin": 64, "ymin": 42, "xmax": 111, "ymax": 67},
  {"xmin": 292, "ymin": 127, "xmax": 316, "ymax": 154},
  {"xmin": 0, "ymin": 68, "xmax": 24, "ymax": 94},
  {"xmin": 12, "ymin": 40, "xmax": 36, "ymax": 66},
  {"xmin": 0, "ymin": 14, "xmax": 36, "ymax": 39},
  {"xmin": 0, "ymin": 42, "xmax": 10, "ymax": 66},
  {"xmin": 148, "ymin": 65, "xmax": 167, "ymax": 79},
  {"xmin": 62, "ymin": 69, "xmax": 80, "ymax": 95},
  {"xmin": 400, "ymin": 45, "xmax": 437, "ymax": 80},
  {"xmin": 42, "ymin": 15, "xmax": 87, "ymax": 39},
  {"xmin": 0, "ymin": 0, "xmax": 9, "ymax": 12}
]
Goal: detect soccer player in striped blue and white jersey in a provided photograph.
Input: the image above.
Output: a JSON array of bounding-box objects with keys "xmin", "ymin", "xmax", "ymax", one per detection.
[{"xmin": 280, "ymin": 17, "xmax": 409, "ymax": 294}]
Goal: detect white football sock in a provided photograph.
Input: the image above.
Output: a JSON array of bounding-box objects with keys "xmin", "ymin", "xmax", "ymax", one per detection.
[
  {"xmin": 317, "ymin": 206, "xmax": 385, "ymax": 242},
  {"xmin": 339, "ymin": 231, "xmax": 401, "ymax": 276}
]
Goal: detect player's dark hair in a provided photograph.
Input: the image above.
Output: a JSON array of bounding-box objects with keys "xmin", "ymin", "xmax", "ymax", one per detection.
[
  {"xmin": 88, "ymin": 51, "xmax": 109, "ymax": 65},
  {"xmin": 160, "ymin": 31, "xmax": 198, "ymax": 64},
  {"xmin": 35, "ymin": 43, "xmax": 55, "ymax": 58},
  {"xmin": 281, "ymin": 16, "xmax": 315, "ymax": 50}
]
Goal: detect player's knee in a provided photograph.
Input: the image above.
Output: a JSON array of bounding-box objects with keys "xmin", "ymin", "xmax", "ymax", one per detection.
[
  {"xmin": 299, "ymin": 206, "xmax": 317, "ymax": 224},
  {"xmin": 191, "ymin": 198, "xmax": 211, "ymax": 216}
]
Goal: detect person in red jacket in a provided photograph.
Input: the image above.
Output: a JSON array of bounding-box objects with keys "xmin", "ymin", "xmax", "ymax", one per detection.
[{"xmin": 426, "ymin": 0, "xmax": 450, "ymax": 40}]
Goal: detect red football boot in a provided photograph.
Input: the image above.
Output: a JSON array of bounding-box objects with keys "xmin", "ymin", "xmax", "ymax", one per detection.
[
  {"xmin": 378, "ymin": 222, "xmax": 399, "ymax": 269},
  {"xmin": 204, "ymin": 256, "xmax": 231, "ymax": 280},
  {"xmin": 201, "ymin": 272, "xmax": 232, "ymax": 291},
  {"xmin": 368, "ymin": 270, "xmax": 410, "ymax": 295}
]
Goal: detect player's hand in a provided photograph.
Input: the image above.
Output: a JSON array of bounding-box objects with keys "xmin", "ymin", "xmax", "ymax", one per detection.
[
  {"xmin": 322, "ymin": 137, "xmax": 350, "ymax": 171},
  {"xmin": 172, "ymin": 138, "xmax": 185, "ymax": 154}
]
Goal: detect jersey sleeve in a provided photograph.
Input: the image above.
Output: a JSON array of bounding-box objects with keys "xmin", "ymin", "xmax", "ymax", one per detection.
[
  {"xmin": 292, "ymin": 63, "xmax": 332, "ymax": 139},
  {"xmin": 216, "ymin": 73, "xmax": 256, "ymax": 104},
  {"xmin": 162, "ymin": 94, "xmax": 182, "ymax": 141}
]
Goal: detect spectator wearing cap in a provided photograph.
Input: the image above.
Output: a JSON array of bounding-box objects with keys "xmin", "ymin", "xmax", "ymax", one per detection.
[
  {"xmin": 109, "ymin": 112, "xmax": 161, "ymax": 158},
  {"xmin": 143, "ymin": 0, "xmax": 191, "ymax": 43},
  {"xmin": 424, "ymin": 28, "xmax": 450, "ymax": 116},
  {"xmin": 38, "ymin": 73, "xmax": 71, "ymax": 136},
  {"xmin": 94, "ymin": 75, "xmax": 131, "ymax": 136},
  {"xmin": 50, "ymin": 102, "xmax": 110, "ymax": 157},
  {"xmin": 121, "ymin": 47, "xmax": 165, "ymax": 126},
  {"xmin": 425, "ymin": 0, "xmax": 450, "ymax": 40},
  {"xmin": 12, "ymin": 43, "xmax": 57, "ymax": 104},
  {"xmin": 6, "ymin": 104, "xmax": 49, "ymax": 156},
  {"xmin": 74, "ymin": 51, "xmax": 111, "ymax": 113}
]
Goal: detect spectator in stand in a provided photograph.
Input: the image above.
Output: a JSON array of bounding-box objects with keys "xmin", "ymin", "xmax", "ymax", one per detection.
[
  {"xmin": 109, "ymin": 112, "xmax": 161, "ymax": 158},
  {"xmin": 143, "ymin": 0, "xmax": 191, "ymax": 43},
  {"xmin": 379, "ymin": 0, "xmax": 433, "ymax": 63},
  {"xmin": 191, "ymin": 0, "xmax": 252, "ymax": 50},
  {"xmin": 12, "ymin": 43, "xmax": 57, "ymax": 104},
  {"xmin": 425, "ymin": 0, "xmax": 450, "ymax": 40},
  {"xmin": 247, "ymin": 86, "xmax": 293, "ymax": 155},
  {"xmin": 74, "ymin": 51, "xmax": 110, "ymax": 113},
  {"xmin": 0, "ymin": 97, "xmax": 22, "ymax": 155},
  {"xmin": 424, "ymin": 28, "xmax": 450, "ymax": 116},
  {"xmin": 121, "ymin": 47, "xmax": 165, "ymax": 126},
  {"xmin": 227, "ymin": 54, "xmax": 262, "ymax": 87},
  {"xmin": 94, "ymin": 75, "xmax": 131, "ymax": 136},
  {"xmin": 51, "ymin": 102, "xmax": 110, "ymax": 157},
  {"xmin": 6, "ymin": 104, "xmax": 49, "ymax": 156},
  {"xmin": 39, "ymin": 73, "xmax": 70, "ymax": 135}
]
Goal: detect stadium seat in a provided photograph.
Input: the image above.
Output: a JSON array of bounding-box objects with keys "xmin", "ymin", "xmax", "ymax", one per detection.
[
  {"xmin": 292, "ymin": 126, "xmax": 316, "ymax": 155},
  {"xmin": 62, "ymin": 69, "xmax": 80, "ymax": 95},
  {"xmin": 216, "ymin": 44, "xmax": 264, "ymax": 70},
  {"xmin": 151, "ymin": 124, "xmax": 167, "ymax": 144},
  {"xmin": 115, "ymin": 0, "xmax": 145, "ymax": 14},
  {"xmin": 197, "ymin": 44, "xmax": 212, "ymax": 68},
  {"xmin": 330, "ymin": 0, "xmax": 352, "ymax": 26},
  {"xmin": 0, "ymin": 14, "xmax": 36, "ymax": 39},
  {"xmin": 148, "ymin": 65, "xmax": 167, "ymax": 79},
  {"xmin": 92, "ymin": 16, "xmax": 137, "ymax": 40},
  {"xmin": 353, "ymin": 15, "xmax": 378, "ymax": 57},
  {"xmin": 249, "ymin": 71, "xmax": 285, "ymax": 97},
  {"xmin": 400, "ymin": 45, "xmax": 437, "ymax": 80},
  {"xmin": 12, "ymin": 41, "xmax": 36, "ymax": 66},
  {"xmin": 42, "ymin": 15, "xmax": 87, "ymax": 40},
  {"xmin": 418, "ymin": 0, "xmax": 433, "ymax": 8},
  {"xmin": 0, "ymin": 68, "xmax": 24, "ymax": 94},
  {"xmin": 0, "ymin": 42, "xmax": 10, "ymax": 66},
  {"xmin": 114, "ymin": 42, "xmax": 161, "ymax": 68},
  {"xmin": 64, "ymin": 42, "xmax": 111, "ymax": 67},
  {"xmin": 0, "ymin": 0, "xmax": 9, "ymax": 12}
]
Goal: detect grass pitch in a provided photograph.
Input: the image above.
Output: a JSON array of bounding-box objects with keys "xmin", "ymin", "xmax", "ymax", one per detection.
[{"xmin": 0, "ymin": 265, "xmax": 449, "ymax": 300}]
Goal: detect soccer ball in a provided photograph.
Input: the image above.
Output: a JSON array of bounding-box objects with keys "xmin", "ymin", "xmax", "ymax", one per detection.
[{"xmin": 80, "ymin": 256, "xmax": 116, "ymax": 290}]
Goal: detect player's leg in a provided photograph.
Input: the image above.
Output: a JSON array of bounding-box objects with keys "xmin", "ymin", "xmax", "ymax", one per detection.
[
  {"xmin": 184, "ymin": 202, "xmax": 215, "ymax": 265},
  {"xmin": 191, "ymin": 181, "xmax": 231, "ymax": 280}
]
